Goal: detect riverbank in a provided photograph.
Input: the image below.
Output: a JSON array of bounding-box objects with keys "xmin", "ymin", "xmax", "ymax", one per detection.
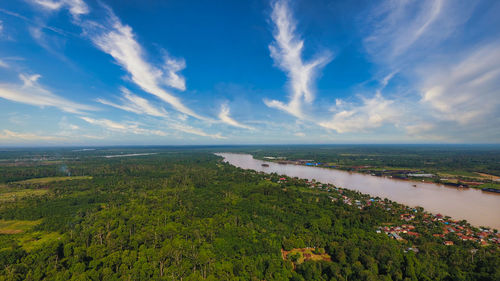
[
  {"xmin": 277, "ymin": 175, "xmax": 500, "ymax": 246},
  {"xmin": 254, "ymin": 156, "xmax": 500, "ymax": 192},
  {"xmin": 217, "ymin": 153, "xmax": 500, "ymax": 230}
]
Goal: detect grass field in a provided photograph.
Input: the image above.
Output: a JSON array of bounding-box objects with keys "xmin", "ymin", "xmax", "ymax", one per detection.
[
  {"xmin": 14, "ymin": 175, "xmax": 93, "ymax": 185},
  {"xmin": 0, "ymin": 220, "xmax": 41, "ymax": 234},
  {"xmin": 17, "ymin": 231, "xmax": 62, "ymax": 251},
  {"xmin": 0, "ymin": 188, "xmax": 49, "ymax": 203},
  {"xmin": 438, "ymin": 171, "xmax": 481, "ymax": 178},
  {"xmin": 479, "ymin": 183, "xmax": 500, "ymax": 190},
  {"xmin": 282, "ymin": 248, "xmax": 331, "ymax": 264}
]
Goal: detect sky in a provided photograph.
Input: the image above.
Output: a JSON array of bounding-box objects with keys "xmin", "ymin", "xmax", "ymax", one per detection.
[{"xmin": 0, "ymin": 0, "xmax": 499, "ymax": 146}]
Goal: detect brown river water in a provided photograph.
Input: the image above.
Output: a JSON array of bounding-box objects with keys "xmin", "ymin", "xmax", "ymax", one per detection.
[{"xmin": 217, "ymin": 153, "xmax": 500, "ymax": 230}]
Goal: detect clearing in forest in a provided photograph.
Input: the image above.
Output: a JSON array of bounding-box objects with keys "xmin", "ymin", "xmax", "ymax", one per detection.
[
  {"xmin": 0, "ymin": 189, "xmax": 49, "ymax": 202},
  {"xmin": 17, "ymin": 231, "xmax": 62, "ymax": 251},
  {"xmin": 281, "ymin": 248, "xmax": 331, "ymax": 265},
  {"xmin": 14, "ymin": 175, "xmax": 93, "ymax": 185},
  {"xmin": 0, "ymin": 220, "xmax": 41, "ymax": 234}
]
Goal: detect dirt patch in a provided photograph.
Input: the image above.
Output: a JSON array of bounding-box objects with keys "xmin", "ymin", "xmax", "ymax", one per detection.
[
  {"xmin": 0, "ymin": 229, "xmax": 23, "ymax": 234},
  {"xmin": 478, "ymin": 173, "xmax": 500, "ymax": 180}
]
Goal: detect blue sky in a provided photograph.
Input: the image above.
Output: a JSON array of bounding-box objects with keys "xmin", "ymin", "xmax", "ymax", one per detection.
[{"xmin": 0, "ymin": 0, "xmax": 499, "ymax": 145}]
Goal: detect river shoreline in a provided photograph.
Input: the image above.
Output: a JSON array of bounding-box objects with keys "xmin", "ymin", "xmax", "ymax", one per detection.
[
  {"xmin": 217, "ymin": 152, "xmax": 500, "ymax": 230},
  {"xmin": 253, "ymin": 156, "xmax": 500, "ymax": 193}
]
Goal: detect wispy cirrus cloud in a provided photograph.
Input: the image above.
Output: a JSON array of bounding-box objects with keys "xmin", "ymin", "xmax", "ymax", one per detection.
[
  {"xmin": 361, "ymin": 0, "xmax": 473, "ymax": 65},
  {"xmin": 360, "ymin": 0, "xmax": 500, "ymax": 141},
  {"xmin": 30, "ymin": 0, "xmax": 89, "ymax": 18},
  {"xmin": 170, "ymin": 123, "xmax": 226, "ymax": 139},
  {"xmin": 80, "ymin": 115, "xmax": 225, "ymax": 139},
  {"xmin": 81, "ymin": 8, "xmax": 205, "ymax": 120},
  {"xmin": 96, "ymin": 88, "xmax": 168, "ymax": 118},
  {"xmin": 218, "ymin": 103, "xmax": 254, "ymax": 130},
  {"xmin": 0, "ymin": 129, "xmax": 63, "ymax": 141},
  {"xmin": 0, "ymin": 7, "xmax": 72, "ymax": 37},
  {"xmin": 28, "ymin": 0, "xmax": 205, "ymax": 121},
  {"xmin": 0, "ymin": 73, "xmax": 96, "ymax": 114},
  {"xmin": 80, "ymin": 116, "xmax": 167, "ymax": 136},
  {"xmin": 420, "ymin": 42, "xmax": 500, "ymax": 125},
  {"xmin": 364, "ymin": 0, "xmax": 442, "ymax": 60},
  {"xmin": 264, "ymin": 0, "xmax": 332, "ymax": 119}
]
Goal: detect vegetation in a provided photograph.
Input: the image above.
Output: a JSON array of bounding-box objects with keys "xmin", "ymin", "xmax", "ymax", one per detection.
[
  {"xmin": 246, "ymin": 145, "xmax": 500, "ymax": 189},
  {"xmin": 0, "ymin": 189, "xmax": 49, "ymax": 203},
  {"xmin": 246, "ymin": 145, "xmax": 500, "ymax": 175},
  {"xmin": 0, "ymin": 147, "xmax": 498, "ymax": 280},
  {"xmin": 0, "ymin": 220, "xmax": 40, "ymax": 234},
  {"xmin": 13, "ymin": 176, "xmax": 93, "ymax": 185}
]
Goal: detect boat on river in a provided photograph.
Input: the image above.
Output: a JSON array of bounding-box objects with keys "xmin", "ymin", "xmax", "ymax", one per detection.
[{"xmin": 482, "ymin": 188, "xmax": 500, "ymax": 194}]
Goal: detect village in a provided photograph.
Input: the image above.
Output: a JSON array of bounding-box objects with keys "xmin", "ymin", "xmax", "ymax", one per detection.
[{"xmin": 272, "ymin": 175, "xmax": 500, "ymax": 249}]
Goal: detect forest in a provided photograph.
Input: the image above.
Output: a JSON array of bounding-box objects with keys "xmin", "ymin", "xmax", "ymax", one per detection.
[{"xmin": 0, "ymin": 147, "xmax": 499, "ymax": 280}]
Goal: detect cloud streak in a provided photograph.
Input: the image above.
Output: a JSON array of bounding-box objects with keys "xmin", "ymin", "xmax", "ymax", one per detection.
[
  {"xmin": 420, "ymin": 42, "xmax": 500, "ymax": 125},
  {"xmin": 218, "ymin": 103, "xmax": 254, "ymax": 130},
  {"xmin": 97, "ymin": 88, "xmax": 168, "ymax": 118},
  {"xmin": 82, "ymin": 8, "xmax": 205, "ymax": 120},
  {"xmin": 80, "ymin": 116, "xmax": 167, "ymax": 136},
  {"xmin": 264, "ymin": 0, "xmax": 332, "ymax": 119},
  {"xmin": 31, "ymin": 0, "xmax": 89, "ymax": 18},
  {"xmin": 29, "ymin": 0, "xmax": 206, "ymax": 121},
  {"xmin": 0, "ymin": 129, "xmax": 62, "ymax": 141},
  {"xmin": 363, "ymin": 0, "xmax": 454, "ymax": 63},
  {"xmin": 170, "ymin": 123, "xmax": 226, "ymax": 139},
  {"xmin": 0, "ymin": 74, "xmax": 96, "ymax": 114}
]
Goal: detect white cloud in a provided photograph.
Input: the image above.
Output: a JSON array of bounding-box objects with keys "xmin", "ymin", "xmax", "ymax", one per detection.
[
  {"xmin": 420, "ymin": 42, "xmax": 500, "ymax": 124},
  {"xmin": 162, "ymin": 56, "xmax": 186, "ymax": 91},
  {"xmin": 30, "ymin": 0, "xmax": 206, "ymax": 121},
  {"xmin": 294, "ymin": 132, "xmax": 305, "ymax": 137},
  {"xmin": 405, "ymin": 122, "xmax": 435, "ymax": 136},
  {"xmin": 362, "ymin": 0, "xmax": 469, "ymax": 63},
  {"xmin": 218, "ymin": 103, "xmax": 254, "ymax": 130},
  {"xmin": 264, "ymin": 0, "xmax": 332, "ymax": 119},
  {"xmin": 58, "ymin": 116, "xmax": 80, "ymax": 131},
  {"xmin": 170, "ymin": 123, "xmax": 226, "ymax": 139},
  {"xmin": 97, "ymin": 88, "xmax": 168, "ymax": 118},
  {"xmin": 355, "ymin": 0, "xmax": 499, "ymax": 142},
  {"xmin": 0, "ymin": 59, "xmax": 9, "ymax": 68},
  {"xmin": 31, "ymin": 0, "xmax": 89, "ymax": 18},
  {"xmin": 19, "ymin": 73, "xmax": 41, "ymax": 87},
  {"xmin": 80, "ymin": 116, "xmax": 167, "ymax": 136},
  {"xmin": 0, "ymin": 129, "xmax": 63, "ymax": 141},
  {"xmin": 0, "ymin": 74, "xmax": 96, "ymax": 114},
  {"xmin": 319, "ymin": 93, "xmax": 399, "ymax": 133},
  {"xmin": 83, "ymin": 10, "xmax": 205, "ymax": 120}
]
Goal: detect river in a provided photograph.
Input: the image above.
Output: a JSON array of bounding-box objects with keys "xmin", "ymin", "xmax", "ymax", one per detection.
[{"xmin": 217, "ymin": 153, "xmax": 500, "ymax": 230}]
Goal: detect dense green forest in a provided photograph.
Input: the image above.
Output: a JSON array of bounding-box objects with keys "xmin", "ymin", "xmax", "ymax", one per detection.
[{"xmin": 0, "ymin": 148, "xmax": 499, "ymax": 280}]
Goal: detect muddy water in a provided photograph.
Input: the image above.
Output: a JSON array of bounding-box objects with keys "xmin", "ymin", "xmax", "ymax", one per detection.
[{"xmin": 217, "ymin": 153, "xmax": 500, "ymax": 230}]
